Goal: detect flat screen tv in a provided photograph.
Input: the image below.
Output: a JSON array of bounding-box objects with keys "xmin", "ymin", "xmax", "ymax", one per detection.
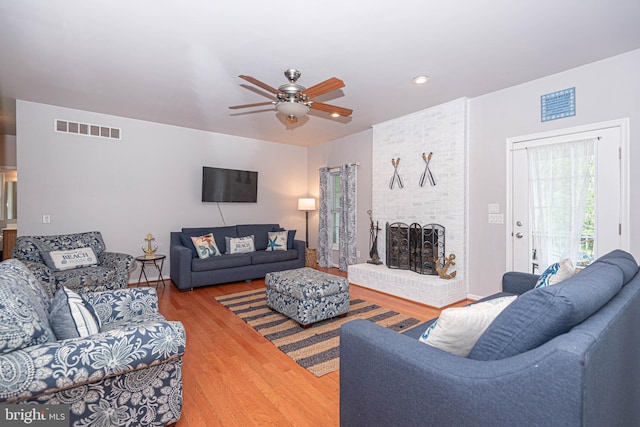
[{"xmin": 202, "ymin": 166, "xmax": 258, "ymax": 203}]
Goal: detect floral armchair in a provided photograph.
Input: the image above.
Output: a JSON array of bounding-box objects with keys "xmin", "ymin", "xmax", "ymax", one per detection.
[
  {"xmin": 0, "ymin": 259, "xmax": 185, "ymax": 426},
  {"xmin": 11, "ymin": 231, "xmax": 135, "ymax": 296}
]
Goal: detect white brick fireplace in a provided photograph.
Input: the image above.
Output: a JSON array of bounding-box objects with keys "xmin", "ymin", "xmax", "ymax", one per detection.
[{"xmin": 348, "ymin": 98, "xmax": 468, "ymax": 308}]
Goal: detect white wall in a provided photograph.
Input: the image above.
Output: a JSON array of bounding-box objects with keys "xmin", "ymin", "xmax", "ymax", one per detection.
[
  {"xmin": 307, "ymin": 129, "xmax": 373, "ymax": 264},
  {"xmin": 16, "ymin": 100, "xmax": 308, "ymax": 280},
  {"xmin": 468, "ymin": 48, "xmax": 640, "ymax": 298}
]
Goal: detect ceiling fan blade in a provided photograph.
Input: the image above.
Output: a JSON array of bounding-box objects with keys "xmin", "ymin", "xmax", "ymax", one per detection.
[
  {"xmin": 303, "ymin": 77, "xmax": 345, "ymax": 99},
  {"xmin": 310, "ymin": 101, "xmax": 353, "ymax": 117},
  {"xmin": 229, "ymin": 101, "xmax": 274, "ymax": 110},
  {"xmin": 239, "ymin": 75, "xmax": 280, "ymax": 95}
]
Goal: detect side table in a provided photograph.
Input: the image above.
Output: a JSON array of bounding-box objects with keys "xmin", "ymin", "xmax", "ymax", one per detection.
[{"xmin": 135, "ymin": 254, "xmax": 166, "ymax": 288}]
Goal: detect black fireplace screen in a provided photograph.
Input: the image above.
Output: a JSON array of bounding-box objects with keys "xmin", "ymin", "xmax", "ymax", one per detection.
[{"xmin": 386, "ymin": 222, "xmax": 445, "ymax": 275}]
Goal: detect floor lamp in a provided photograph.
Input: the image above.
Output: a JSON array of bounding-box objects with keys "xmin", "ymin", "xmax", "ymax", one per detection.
[{"xmin": 298, "ymin": 198, "xmax": 316, "ymax": 248}]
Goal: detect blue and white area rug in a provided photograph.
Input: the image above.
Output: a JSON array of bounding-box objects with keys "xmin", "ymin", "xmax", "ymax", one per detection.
[{"xmin": 216, "ymin": 289, "xmax": 420, "ymax": 377}]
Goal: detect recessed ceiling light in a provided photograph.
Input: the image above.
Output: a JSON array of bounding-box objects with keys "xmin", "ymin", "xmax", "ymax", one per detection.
[
  {"xmin": 413, "ymin": 75, "xmax": 430, "ymax": 85},
  {"xmin": 330, "ymin": 112, "xmax": 340, "ymax": 118}
]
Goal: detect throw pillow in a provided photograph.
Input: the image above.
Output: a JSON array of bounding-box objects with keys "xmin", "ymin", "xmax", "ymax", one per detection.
[
  {"xmin": 41, "ymin": 247, "xmax": 98, "ymax": 271},
  {"xmin": 190, "ymin": 233, "xmax": 221, "ymax": 259},
  {"xmin": 272, "ymin": 227, "xmax": 297, "ymax": 249},
  {"xmin": 0, "ymin": 260, "xmax": 56, "ymax": 355},
  {"xmin": 49, "ymin": 287, "xmax": 101, "ymax": 340},
  {"xmin": 227, "ymin": 236, "xmax": 255, "ymax": 254},
  {"xmin": 419, "ymin": 296, "xmax": 517, "ymax": 357},
  {"xmin": 266, "ymin": 231, "xmax": 288, "ymax": 251},
  {"xmin": 535, "ymin": 258, "xmax": 575, "ymax": 288}
]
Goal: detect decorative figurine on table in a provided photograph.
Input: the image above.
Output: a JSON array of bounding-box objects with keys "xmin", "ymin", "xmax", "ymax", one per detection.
[
  {"xmin": 367, "ymin": 210, "xmax": 382, "ymax": 265},
  {"xmin": 436, "ymin": 253, "xmax": 457, "ymax": 279},
  {"xmin": 142, "ymin": 233, "xmax": 158, "ymax": 259}
]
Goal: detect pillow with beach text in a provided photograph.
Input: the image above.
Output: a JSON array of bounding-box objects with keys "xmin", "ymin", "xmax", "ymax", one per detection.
[{"xmin": 41, "ymin": 247, "xmax": 98, "ymax": 271}]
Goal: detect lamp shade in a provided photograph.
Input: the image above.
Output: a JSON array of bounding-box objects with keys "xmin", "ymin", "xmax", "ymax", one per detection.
[
  {"xmin": 298, "ymin": 198, "xmax": 316, "ymax": 211},
  {"xmin": 277, "ymin": 101, "xmax": 309, "ymax": 118}
]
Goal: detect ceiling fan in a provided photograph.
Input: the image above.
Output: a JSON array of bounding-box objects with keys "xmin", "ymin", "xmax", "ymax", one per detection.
[{"xmin": 229, "ymin": 69, "xmax": 353, "ymax": 124}]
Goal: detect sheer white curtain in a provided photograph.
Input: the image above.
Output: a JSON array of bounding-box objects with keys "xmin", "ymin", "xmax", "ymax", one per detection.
[{"xmin": 528, "ymin": 138, "xmax": 595, "ymax": 269}]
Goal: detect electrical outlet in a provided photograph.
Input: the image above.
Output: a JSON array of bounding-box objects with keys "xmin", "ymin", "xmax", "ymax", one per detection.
[
  {"xmin": 488, "ymin": 214, "xmax": 504, "ymax": 224},
  {"xmin": 42, "ymin": 214, "xmax": 51, "ymax": 224}
]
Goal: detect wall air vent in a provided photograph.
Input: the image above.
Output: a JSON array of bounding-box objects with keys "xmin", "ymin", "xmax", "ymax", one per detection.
[{"xmin": 54, "ymin": 119, "xmax": 121, "ymax": 140}]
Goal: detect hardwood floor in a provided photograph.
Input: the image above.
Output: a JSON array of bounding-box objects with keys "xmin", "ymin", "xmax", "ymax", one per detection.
[{"xmin": 153, "ymin": 268, "xmax": 471, "ymax": 426}]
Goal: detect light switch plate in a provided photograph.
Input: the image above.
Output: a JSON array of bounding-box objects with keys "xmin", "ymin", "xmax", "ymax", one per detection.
[{"xmin": 488, "ymin": 203, "xmax": 500, "ymax": 214}]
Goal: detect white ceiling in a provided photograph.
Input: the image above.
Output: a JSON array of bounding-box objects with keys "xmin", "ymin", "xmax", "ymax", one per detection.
[{"xmin": 1, "ymin": 1, "xmax": 639, "ymax": 147}]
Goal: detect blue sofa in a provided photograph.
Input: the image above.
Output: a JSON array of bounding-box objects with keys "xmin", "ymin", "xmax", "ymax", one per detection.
[
  {"xmin": 170, "ymin": 224, "xmax": 305, "ymax": 291},
  {"xmin": 340, "ymin": 250, "xmax": 640, "ymax": 426}
]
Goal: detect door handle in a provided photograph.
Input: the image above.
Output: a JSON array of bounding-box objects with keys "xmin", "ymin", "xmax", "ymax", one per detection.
[{"xmin": 515, "ymin": 232, "xmax": 523, "ymax": 239}]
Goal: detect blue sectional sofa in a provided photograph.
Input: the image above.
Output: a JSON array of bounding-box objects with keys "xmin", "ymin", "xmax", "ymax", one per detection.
[
  {"xmin": 170, "ymin": 223, "xmax": 305, "ymax": 291},
  {"xmin": 340, "ymin": 250, "xmax": 640, "ymax": 426}
]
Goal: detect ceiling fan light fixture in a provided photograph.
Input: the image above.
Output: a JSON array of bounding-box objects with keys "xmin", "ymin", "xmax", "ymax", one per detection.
[{"xmin": 276, "ymin": 101, "xmax": 309, "ymax": 119}]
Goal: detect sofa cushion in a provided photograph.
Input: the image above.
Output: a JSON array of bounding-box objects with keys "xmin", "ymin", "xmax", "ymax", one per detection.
[
  {"xmin": 237, "ymin": 224, "xmax": 280, "ymax": 250},
  {"xmin": 535, "ymin": 258, "xmax": 574, "ymax": 288},
  {"xmin": 419, "ymin": 295, "xmax": 516, "ymax": 357},
  {"xmin": 53, "ymin": 265, "xmax": 116, "ymax": 291},
  {"xmin": 266, "ymin": 231, "xmax": 288, "ymax": 251},
  {"xmin": 594, "ymin": 249, "xmax": 638, "ymax": 284},
  {"xmin": 250, "ymin": 249, "xmax": 299, "ymax": 265},
  {"xmin": 0, "ymin": 260, "xmax": 56, "ymax": 354},
  {"xmin": 190, "ymin": 233, "xmax": 222, "ymax": 259},
  {"xmin": 227, "ymin": 236, "xmax": 255, "ymax": 254},
  {"xmin": 49, "ymin": 286, "xmax": 101, "ymax": 339},
  {"xmin": 272, "ymin": 227, "xmax": 297, "ymax": 249},
  {"xmin": 181, "ymin": 226, "xmax": 238, "ymax": 255},
  {"xmin": 41, "ymin": 247, "xmax": 99, "ymax": 271},
  {"xmin": 191, "ymin": 253, "xmax": 252, "ymax": 272},
  {"xmin": 469, "ymin": 262, "xmax": 624, "ymax": 361}
]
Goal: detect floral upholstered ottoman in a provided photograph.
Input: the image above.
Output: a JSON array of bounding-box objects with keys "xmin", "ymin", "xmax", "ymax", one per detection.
[{"xmin": 265, "ymin": 267, "xmax": 350, "ymax": 327}]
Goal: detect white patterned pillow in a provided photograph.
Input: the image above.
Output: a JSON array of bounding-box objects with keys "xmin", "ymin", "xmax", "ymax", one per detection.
[
  {"xmin": 535, "ymin": 258, "xmax": 575, "ymax": 288},
  {"xmin": 190, "ymin": 233, "xmax": 221, "ymax": 259},
  {"xmin": 49, "ymin": 287, "xmax": 101, "ymax": 339},
  {"xmin": 266, "ymin": 231, "xmax": 288, "ymax": 251},
  {"xmin": 419, "ymin": 296, "xmax": 517, "ymax": 357},
  {"xmin": 41, "ymin": 247, "xmax": 98, "ymax": 271},
  {"xmin": 227, "ymin": 236, "xmax": 255, "ymax": 254}
]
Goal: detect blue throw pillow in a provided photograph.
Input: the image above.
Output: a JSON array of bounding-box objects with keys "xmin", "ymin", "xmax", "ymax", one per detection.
[
  {"xmin": 179, "ymin": 232, "xmax": 199, "ymax": 258},
  {"xmin": 468, "ymin": 262, "xmax": 624, "ymax": 361}
]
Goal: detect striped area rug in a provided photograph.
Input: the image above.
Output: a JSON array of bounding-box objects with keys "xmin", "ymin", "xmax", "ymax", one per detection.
[{"xmin": 215, "ymin": 289, "xmax": 421, "ymax": 377}]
